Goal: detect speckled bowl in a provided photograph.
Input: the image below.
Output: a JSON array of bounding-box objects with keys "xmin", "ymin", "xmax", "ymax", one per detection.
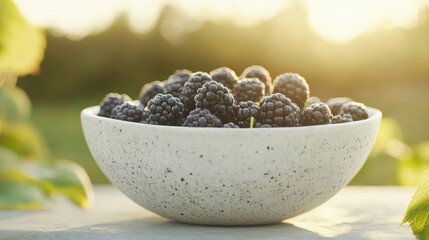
[{"xmin": 81, "ymin": 106, "xmax": 381, "ymax": 226}]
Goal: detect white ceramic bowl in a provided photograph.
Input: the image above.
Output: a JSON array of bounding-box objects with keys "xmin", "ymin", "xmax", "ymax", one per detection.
[{"xmin": 81, "ymin": 106, "xmax": 381, "ymax": 226}]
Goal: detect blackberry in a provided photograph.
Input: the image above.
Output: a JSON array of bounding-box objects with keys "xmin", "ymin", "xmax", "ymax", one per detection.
[
  {"xmin": 194, "ymin": 81, "xmax": 236, "ymax": 123},
  {"xmin": 164, "ymin": 69, "xmax": 192, "ymax": 98},
  {"xmin": 148, "ymin": 94, "xmax": 184, "ymax": 126},
  {"xmin": 260, "ymin": 93, "xmax": 300, "ymax": 127},
  {"xmin": 339, "ymin": 102, "xmax": 368, "ymax": 121},
  {"xmin": 138, "ymin": 81, "xmax": 165, "ymax": 106},
  {"xmin": 332, "ymin": 114, "xmax": 353, "ymax": 124},
  {"xmin": 305, "ymin": 96, "xmax": 321, "ymax": 107},
  {"xmin": 98, "ymin": 93, "xmax": 131, "ymax": 117},
  {"xmin": 180, "ymin": 72, "xmax": 212, "ymax": 114},
  {"xmin": 110, "ymin": 102, "xmax": 147, "ymax": 122},
  {"xmin": 223, "ymin": 122, "xmax": 239, "ymax": 128},
  {"xmin": 241, "ymin": 65, "xmax": 272, "ymax": 94},
  {"xmin": 300, "ymin": 103, "xmax": 333, "ymax": 126},
  {"xmin": 326, "ymin": 97, "xmax": 353, "ymax": 115},
  {"xmin": 233, "ymin": 78, "xmax": 265, "ymax": 103},
  {"xmin": 210, "ymin": 67, "xmax": 239, "ymax": 90},
  {"xmin": 183, "ymin": 108, "xmax": 222, "ymax": 127},
  {"xmin": 273, "ymin": 73, "xmax": 309, "ymax": 109},
  {"xmin": 236, "ymin": 101, "xmax": 261, "ymax": 128}
]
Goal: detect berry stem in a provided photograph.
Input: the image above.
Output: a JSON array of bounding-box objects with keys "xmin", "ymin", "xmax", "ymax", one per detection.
[{"xmin": 250, "ymin": 116, "xmax": 255, "ymax": 129}]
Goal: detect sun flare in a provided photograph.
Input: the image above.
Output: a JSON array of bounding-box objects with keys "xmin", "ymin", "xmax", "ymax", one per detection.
[{"xmin": 13, "ymin": 0, "xmax": 427, "ymax": 43}]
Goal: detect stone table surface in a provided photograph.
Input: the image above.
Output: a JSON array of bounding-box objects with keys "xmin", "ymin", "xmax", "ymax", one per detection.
[{"xmin": 0, "ymin": 186, "xmax": 416, "ymax": 240}]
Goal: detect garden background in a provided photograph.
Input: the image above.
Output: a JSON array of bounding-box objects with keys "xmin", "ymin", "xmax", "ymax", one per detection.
[{"xmin": 10, "ymin": 0, "xmax": 429, "ymax": 185}]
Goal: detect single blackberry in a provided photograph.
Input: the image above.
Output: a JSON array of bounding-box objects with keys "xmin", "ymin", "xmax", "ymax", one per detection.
[
  {"xmin": 300, "ymin": 103, "xmax": 333, "ymax": 126},
  {"xmin": 183, "ymin": 108, "xmax": 222, "ymax": 127},
  {"xmin": 110, "ymin": 102, "xmax": 147, "ymax": 122},
  {"xmin": 332, "ymin": 114, "xmax": 353, "ymax": 124},
  {"xmin": 194, "ymin": 81, "xmax": 236, "ymax": 123},
  {"xmin": 273, "ymin": 73, "xmax": 309, "ymax": 109},
  {"xmin": 98, "ymin": 93, "xmax": 132, "ymax": 117},
  {"xmin": 305, "ymin": 96, "xmax": 321, "ymax": 107},
  {"xmin": 326, "ymin": 97, "xmax": 353, "ymax": 115},
  {"xmin": 339, "ymin": 102, "xmax": 368, "ymax": 121},
  {"xmin": 260, "ymin": 93, "xmax": 300, "ymax": 127},
  {"xmin": 223, "ymin": 122, "xmax": 239, "ymax": 128},
  {"xmin": 164, "ymin": 69, "xmax": 192, "ymax": 98},
  {"xmin": 210, "ymin": 67, "xmax": 239, "ymax": 90},
  {"xmin": 233, "ymin": 78, "xmax": 265, "ymax": 103},
  {"xmin": 148, "ymin": 94, "xmax": 184, "ymax": 126},
  {"xmin": 236, "ymin": 101, "xmax": 261, "ymax": 128},
  {"xmin": 180, "ymin": 72, "xmax": 212, "ymax": 114},
  {"xmin": 138, "ymin": 81, "xmax": 165, "ymax": 106},
  {"xmin": 241, "ymin": 65, "xmax": 272, "ymax": 94}
]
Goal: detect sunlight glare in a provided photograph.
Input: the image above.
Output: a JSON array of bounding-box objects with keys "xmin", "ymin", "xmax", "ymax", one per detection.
[
  {"xmin": 14, "ymin": 0, "xmax": 123, "ymax": 39},
  {"xmin": 305, "ymin": 0, "xmax": 420, "ymax": 43},
  {"xmin": 13, "ymin": 0, "xmax": 426, "ymax": 42}
]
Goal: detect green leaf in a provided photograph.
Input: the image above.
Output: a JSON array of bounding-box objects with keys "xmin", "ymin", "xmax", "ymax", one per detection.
[
  {"xmin": 0, "ymin": 87, "xmax": 31, "ymax": 122},
  {"xmin": 0, "ymin": 147, "xmax": 94, "ymax": 209},
  {"xmin": 0, "ymin": 122, "xmax": 48, "ymax": 159},
  {"xmin": 0, "ymin": 0, "xmax": 46, "ymax": 75},
  {"xmin": 402, "ymin": 179, "xmax": 429, "ymax": 240},
  {"xmin": 21, "ymin": 160, "xmax": 94, "ymax": 208},
  {"xmin": 0, "ymin": 181, "xmax": 49, "ymax": 210}
]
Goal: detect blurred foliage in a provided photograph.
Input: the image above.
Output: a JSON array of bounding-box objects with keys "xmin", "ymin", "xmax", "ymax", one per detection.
[
  {"xmin": 351, "ymin": 118, "xmax": 429, "ymax": 186},
  {"xmin": 0, "ymin": 0, "xmax": 93, "ymax": 210},
  {"xmin": 0, "ymin": 87, "xmax": 31, "ymax": 122},
  {"xmin": 12, "ymin": 3, "xmax": 429, "ymax": 185},
  {"xmin": 0, "ymin": 0, "xmax": 46, "ymax": 75},
  {"xmin": 0, "ymin": 147, "xmax": 93, "ymax": 209},
  {"xmin": 0, "ymin": 121, "xmax": 47, "ymax": 159}
]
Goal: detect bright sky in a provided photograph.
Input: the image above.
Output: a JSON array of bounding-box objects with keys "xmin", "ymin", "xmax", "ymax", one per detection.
[{"xmin": 13, "ymin": 0, "xmax": 429, "ymax": 43}]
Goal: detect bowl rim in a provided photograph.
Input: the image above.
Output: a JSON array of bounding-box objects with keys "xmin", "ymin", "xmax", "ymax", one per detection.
[{"xmin": 81, "ymin": 105, "xmax": 382, "ymax": 132}]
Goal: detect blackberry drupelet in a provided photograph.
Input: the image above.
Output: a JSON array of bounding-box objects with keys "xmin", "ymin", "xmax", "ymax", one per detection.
[
  {"xmin": 332, "ymin": 113, "xmax": 353, "ymax": 124},
  {"xmin": 164, "ymin": 69, "xmax": 192, "ymax": 98},
  {"xmin": 241, "ymin": 65, "xmax": 272, "ymax": 94},
  {"xmin": 236, "ymin": 101, "xmax": 261, "ymax": 128},
  {"xmin": 138, "ymin": 81, "xmax": 165, "ymax": 106},
  {"xmin": 339, "ymin": 102, "xmax": 368, "ymax": 121},
  {"xmin": 300, "ymin": 103, "xmax": 333, "ymax": 126},
  {"xmin": 326, "ymin": 97, "xmax": 353, "ymax": 116},
  {"xmin": 233, "ymin": 78, "xmax": 265, "ymax": 103},
  {"xmin": 194, "ymin": 81, "xmax": 236, "ymax": 123},
  {"xmin": 210, "ymin": 67, "xmax": 239, "ymax": 90},
  {"xmin": 260, "ymin": 93, "xmax": 300, "ymax": 127},
  {"xmin": 182, "ymin": 108, "xmax": 222, "ymax": 127},
  {"xmin": 272, "ymin": 73, "xmax": 309, "ymax": 109},
  {"xmin": 98, "ymin": 93, "xmax": 131, "ymax": 117},
  {"xmin": 110, "ymin": 102, "xmax": 147, "ymax": 122},
  {"xmin": 147, "ymin": 94, "xmax": 184, "ymax": 126},
  {"xmin": 180, "ymin": 72, "xmax": 212, "ymax": 114},
  {"xmin": 140, "ymin": 110, "xmax": 150, "ymax": 124},
  {"xmin": 223, "ymin": 122, "xmax": 239, "ymax": 128}
]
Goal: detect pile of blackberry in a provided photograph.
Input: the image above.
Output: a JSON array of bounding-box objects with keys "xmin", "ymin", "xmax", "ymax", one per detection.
[{"xmin": 98, "ymin": 66, "xmax": 369, "ymax": 128}]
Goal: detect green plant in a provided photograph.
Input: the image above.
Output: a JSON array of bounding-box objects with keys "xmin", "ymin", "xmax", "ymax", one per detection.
[
  {"xmin": 402, "ymin": 179, "xmax": 429, "ymax": 240},
  {"xmin": 0, "ymin": 0, "xmax": 93, "ymax": 209}
]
